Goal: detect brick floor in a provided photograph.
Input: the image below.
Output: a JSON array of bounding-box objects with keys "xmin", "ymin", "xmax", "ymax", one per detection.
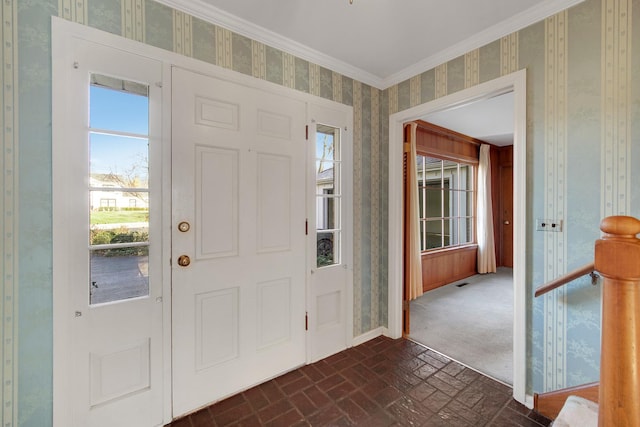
[{"xmin": 166, "ymin": 336, "xmax": 551, "ymax": 426}]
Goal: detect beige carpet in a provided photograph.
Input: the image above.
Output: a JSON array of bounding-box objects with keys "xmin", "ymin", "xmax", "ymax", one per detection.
[{"xmin": 409, "ymin": 267, "xmax": 513, "ymax": 385}]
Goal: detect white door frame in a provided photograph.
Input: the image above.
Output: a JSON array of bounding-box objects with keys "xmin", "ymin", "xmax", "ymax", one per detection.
[
  {"xmin": 306, "ymin": 103, "xmax": 354, "ymax": 363},
  {"xmin": 52, "ymin": 17, "xmax": 354, "ymax": 425},
  {"xmin": 387, "ymin": 70, "xmax": 528, "ymax": 406}
]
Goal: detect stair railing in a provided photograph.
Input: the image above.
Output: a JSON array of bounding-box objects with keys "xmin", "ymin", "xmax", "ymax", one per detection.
[
  {"xmin": 533, "ymin": 216, "xmax": 640, "ymax": 426},
  {"xmin": 594, "ymin": 216, "xmax": 640, "ymax": 426},
  {"xmin": 534, "ymin": 262, "xmax": 598, "ymax": 297}
]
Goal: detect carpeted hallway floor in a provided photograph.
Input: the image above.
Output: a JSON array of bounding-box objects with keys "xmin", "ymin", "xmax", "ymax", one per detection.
[{"xmin": 409, "ymin": 267, "xmax": 513, "ymax": 385}]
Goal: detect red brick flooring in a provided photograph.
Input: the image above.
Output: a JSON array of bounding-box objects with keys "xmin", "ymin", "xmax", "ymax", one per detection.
[{"xmin": 166, "ymin": 336, "xmax": 551, "ymax": 426}]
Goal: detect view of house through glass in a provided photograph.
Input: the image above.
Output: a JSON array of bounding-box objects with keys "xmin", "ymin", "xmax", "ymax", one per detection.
[
  {"xmin": 417, "ymin": 156, "xmax": 474, "ymax": 251},
  {"xmin": 316, "ymin": 124, "xmax": 341, "ymax": 267},
  {"xmin": 88, "ymin": 74, "xmax": 150, "ymax": 304}
]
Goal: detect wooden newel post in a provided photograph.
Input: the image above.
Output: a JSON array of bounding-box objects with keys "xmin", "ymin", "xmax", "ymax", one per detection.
[{"xmin": 594, "ymin": 216, "xmax": 640, "ymax": 427}]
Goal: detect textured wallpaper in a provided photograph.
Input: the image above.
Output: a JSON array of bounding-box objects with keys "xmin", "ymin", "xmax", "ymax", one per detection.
[
  {"xmin": 2, "ymin": 0, "xmax": 639, "ymax": 425},
  {"xmin": 385, "ymin": 0, "xmax": 638, "ymax": 395}
]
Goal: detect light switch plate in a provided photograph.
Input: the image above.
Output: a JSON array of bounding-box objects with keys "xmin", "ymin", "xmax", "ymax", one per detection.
[{"xmin": 536, "ymin": 219, "xmax": 562, "ymax": 232}]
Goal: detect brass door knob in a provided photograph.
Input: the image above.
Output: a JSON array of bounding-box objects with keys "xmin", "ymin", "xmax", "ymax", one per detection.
[
  {"xmin": 178, "ymin": 221, "xmax": 190, "ymax": 232},
  {"xmin": 177, "ymin": 255, "xmax": 191, "ymax": 267}
]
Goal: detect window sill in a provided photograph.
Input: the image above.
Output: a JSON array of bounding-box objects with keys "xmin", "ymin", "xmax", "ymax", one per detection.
[{"xmin": 421, "ymin": 244, "xmax": 478, "ymax": 256}]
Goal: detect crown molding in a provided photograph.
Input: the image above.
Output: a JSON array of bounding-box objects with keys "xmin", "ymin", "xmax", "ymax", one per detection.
[
  {"xmin": 155, "ymin": 0, "xmax": 385, "ymax": 88},
  {"xmin": 155, "ymin": 0, "xmax": 585, "ymax": 91},
  {"xmin": 382, "ymin": 0, "xmax": 585, "ymax": 87}
]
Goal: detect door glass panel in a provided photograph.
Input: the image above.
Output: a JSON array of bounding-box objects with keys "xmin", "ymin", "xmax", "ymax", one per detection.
[
  {"xmin": 316, "ymin": 124, "xmax": 341, "ymax": 268},
  {"xmin": 89, "ymin": 74, "xmax": 150, "ymax": 305},
  {"xmin": 90, "ymin": 76, "xmax": 149, "ymax": 134},
  {"xmin": 90, "ymin": 133, "xmax": 149, "ymax": 187},
  {"xmin": 316, "ymin": 161, "xmax": 335, "ymax": 194},
  {"xmin": 316, "ymin": 195, "xmax": 340, "ymax": 230},
  {"xmin": 317, "ymin": 231, "xmax": 340, "ymax": 268},
  {"xmin": 90, "ymin": 250, "xmax": 149, "ymax": 304}
]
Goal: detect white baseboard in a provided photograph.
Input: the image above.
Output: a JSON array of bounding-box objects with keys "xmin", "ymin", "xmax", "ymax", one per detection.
[
  {"xmin": 524, "ymin": 394, "xmax": 534, "ymax": 409},
  {"xmin": 352, "ymin": 327, "xmax": 385, "ymax": 346}
]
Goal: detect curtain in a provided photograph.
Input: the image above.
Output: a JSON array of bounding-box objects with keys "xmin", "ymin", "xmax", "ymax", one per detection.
[
  {"xmin": 405, "ymin": 123, "xmax": 423, "ymax": 300},
  {"xmin": 477, "ymin": 144, "xmax": 497, "ymax": 273}
]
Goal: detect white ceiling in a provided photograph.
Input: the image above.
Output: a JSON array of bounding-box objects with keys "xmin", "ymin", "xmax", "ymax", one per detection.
[
  {"xmin": 158, "ymin": 0, "xmax": 582, "ymax": 144},
  {"xmin": 160, "ymin": 0, "xmax": 583, "ymax": 89},
  {"xmin": 424, "ymin": 92, "xmax": 514, "ymax": 146}
]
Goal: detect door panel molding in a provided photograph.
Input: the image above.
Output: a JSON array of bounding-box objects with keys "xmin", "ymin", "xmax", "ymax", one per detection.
[
  {"xmin": 307, "ymin": 103, "xmax": 354, "ymax": 363},
  {"xmin": 53, "ymin": 17, "xmax": 355, "ymax": 425},
  {"xmin": 53, "ymin": 20, "xmax": 164, "ymax": 427}
]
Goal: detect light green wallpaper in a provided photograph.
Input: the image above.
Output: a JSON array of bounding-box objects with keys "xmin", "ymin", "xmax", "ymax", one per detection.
[
  {"xmin": 386, "ymin": 0, "xmax": 639, "ymax": 394},
  {"xmin": 2, "ymin": 0, "xmax": 639, "ymax": 425},
  {"xmin": 4, "ymin": 0, "xmax": 385, "ymax": 424}
]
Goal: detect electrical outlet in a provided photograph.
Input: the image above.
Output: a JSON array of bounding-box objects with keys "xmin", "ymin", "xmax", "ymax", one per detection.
[{"xmin": 536, "ymin": 219, "xmax": 563, "ymax": 232}]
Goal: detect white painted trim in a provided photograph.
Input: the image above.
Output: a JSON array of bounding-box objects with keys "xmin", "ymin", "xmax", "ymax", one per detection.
[
  {"xmin": 353, "ymin": 327, "xmax": 384, "ymax": 346},
  {"xmin": 155, "ymin": 0, "xmax": 382, "ymax": 88},
  {"xmin": 388, "ymin": 70, "xmax": 528, "ymax": 404},
  {"xmin": 53, "ymin": 18, "xmax": 166, "ymax": 426},
  {"xmin": 157, "ymin": 0, "xmax": 583, "ymax": 90},
  {"xmin": 52, "ymin": 17, "xmax": 356, "ymax": 425},
  {"xmin": 385, "ymin": 0, "xmax": 585, "ymax": 87},
  {"xmin": 305, "ymin": 99, "xmax": 355, "ymax": 362},
  {"xmin": 52, "ymin": 21, "xmax": 75, "ymax": 426},
  {"xmin": 525, "ymin": 394, "xmax": 535, "ymax": 409},
  {"xmin": 160, "ymin": 62, "xmax": 174, "ymax": 424}
]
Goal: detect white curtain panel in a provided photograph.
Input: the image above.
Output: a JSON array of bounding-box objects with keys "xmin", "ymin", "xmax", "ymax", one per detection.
[{"xmin": 477, "ymin": 144, "xmax": 497, "ymax": 273}]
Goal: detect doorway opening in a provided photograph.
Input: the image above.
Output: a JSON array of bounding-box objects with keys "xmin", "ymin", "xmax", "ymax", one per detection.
[
  {"xmin": 388, "ymin": 70, "xmax": 527, "ymax": 404},
  {"xmin": 406, "ymin": 93, "xmax": 515, "ymax": 385}
]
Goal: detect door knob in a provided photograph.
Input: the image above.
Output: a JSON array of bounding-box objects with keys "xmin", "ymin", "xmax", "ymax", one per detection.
[
  {"xmin": 504, "ymin": 220, "xmax": 510, "ymax": 225},
  {"xmin": 178, "ymin": 221, "xmax": 190, "ymax": 232},
  {"xmin": 177, "ymin": 255, "xmax": 191, "ymax": 267}
]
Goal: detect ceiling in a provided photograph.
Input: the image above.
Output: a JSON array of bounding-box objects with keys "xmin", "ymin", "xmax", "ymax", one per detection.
[
  {"xmin": 424, "ymin": 92, "xmax": 514, "ymax": 146},
  {"xmin": 161, "ymin": 0, "xmax": 582, "ymax": 89},
  {"xmin": 158, "ymin": 0, "xmax": 582, "ymax": 144}
]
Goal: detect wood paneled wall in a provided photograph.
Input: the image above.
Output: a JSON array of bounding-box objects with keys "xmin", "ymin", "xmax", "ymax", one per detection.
[
  {"xmin": 421, "ymin": 246, "xmax": 478, "ymax": 292},
  {"xmin": 410, "ymin": 121, "xmax": 512, "ymax": 292},
  {"xmin": 412, "ymin": 121, "xmax": 480, "ymax": 292},
  {"xmin": 413, "ymin": 120, "xmax": 480, "ymax": 164}
]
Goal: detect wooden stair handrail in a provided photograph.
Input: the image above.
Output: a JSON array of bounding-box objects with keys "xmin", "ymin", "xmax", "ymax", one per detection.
[
  {"xmin": 531, "ymin": 216, "xmax": 640, "ymax": 426},
  {"xmin": 594, "ymin": 215, "xmax": 640, "ymax": 426},
  {"xmin": 534, "ymin": 262, "xmax": 596, "ymax": 297}
]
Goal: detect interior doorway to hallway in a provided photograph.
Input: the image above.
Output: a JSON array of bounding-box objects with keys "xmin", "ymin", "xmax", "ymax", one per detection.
[
  {"xmin": 404, "ymin": 93, "xmax": 515, "ymax": 385},
  {"xmin": 388, "ymin": 70, "xmax": 527, "ymax": 405}
]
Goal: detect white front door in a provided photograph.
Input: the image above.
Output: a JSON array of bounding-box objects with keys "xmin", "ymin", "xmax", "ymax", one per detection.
[
  {"xmin": 53, "ymin": 39, "xmax": 164, "ymax": 427},
  {"xmin": 171, "ymin": 67, "xmax": 307, "ymax": 417},
  {"xmin": 307, "ymin": 104, "xmax": 353, "ymax": 362}
]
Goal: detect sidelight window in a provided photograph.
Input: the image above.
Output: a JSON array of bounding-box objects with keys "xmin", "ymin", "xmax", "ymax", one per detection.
[
  {"xmin": 88, "ymin": 74, "xmax": 150, "ymax": 305},
  {"xmin": 316, "ymin": 124, "xmax": 342, "ymax": 268}
]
